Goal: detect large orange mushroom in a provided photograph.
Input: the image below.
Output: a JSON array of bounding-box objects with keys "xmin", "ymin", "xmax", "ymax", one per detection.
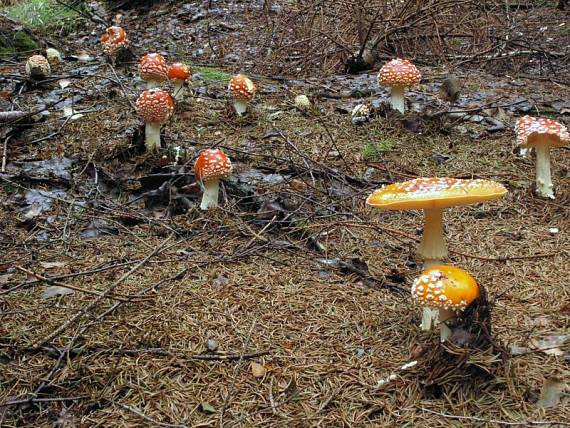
[{"xmin": 367, "ymin": 177, "xmax": 506, "ymax": 330}]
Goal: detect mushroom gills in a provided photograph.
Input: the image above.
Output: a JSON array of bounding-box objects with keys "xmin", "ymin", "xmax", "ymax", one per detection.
[
  {"xmin": 200, "ymin": 179, "xmax": 221, "ymax": 210},
  {"xmin": 534, "ymin": 144, "xmax": 554, "ymax": 199}
]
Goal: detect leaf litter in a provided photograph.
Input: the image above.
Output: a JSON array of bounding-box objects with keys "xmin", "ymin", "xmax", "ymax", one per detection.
[{"xmin": 0, "ymin": 0, "xmax": 569, "ymax": 427}]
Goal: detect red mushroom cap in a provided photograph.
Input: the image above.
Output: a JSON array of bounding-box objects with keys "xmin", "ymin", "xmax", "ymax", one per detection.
[
  {"xmin": 139, "ymin": 53, "xmax": 168, "ymax": 84},
  {"xmin": 101, "ymin": 26, "xmax": 128, "ymax": 52},
  {"xmin": 135, "ymin": 89, "xmax": 175, "ymax": 124},
  {"xmin": 378, "ymin": 59, "xmax": 421, "ymax": 87},
  {"xmin": 194, "ymin": 149, "xmax": 232, "ymax": 182},
  {"xmin": 515, "ymin": 115, "xmax": 569, "ymax": 149},
  {"xmin": 228, "ymin": 74, "xmax": 256, "ymax": 102},
  {"xmin": 168, "ymin": 63, "xmax": 191, "ymax": 81}
]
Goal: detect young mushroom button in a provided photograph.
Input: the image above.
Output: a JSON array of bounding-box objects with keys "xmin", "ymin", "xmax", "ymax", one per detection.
[
  {"xmin": 168, "ymin": 63, "xmax": 191, "ymax": 101},
  {"xmin": 412, "ymin": 265, "xmax": 480, "ymax": 342},
  {"xmin": 378, "ymin": 59, "xmax": 421, "ymax": 114},
  {"xmin": 194, "ymin": 149, "xmax": 233, "ymax": 210},
  {"xmin": 139, "ymin": 53, "xmax": 168, "ymax": 89},
  {"xmin": 366, "ymin": 177, "xmax": 506, "ymax": 331},
  {"xmin": 228, "ymin": 74, "xmax": 256, "ymax": 116},
  {"xmin": 25, "ymin": 55, "xmax": 50, "ymax": 80},
  {"xmin": 135, "ymin": 89, "xmax": 175, "ymax": 153},
  {"xmin": 515, "ymin": 116, "xmax": 569, "ymax": 199},
  {"xmin": 101, "ymin": 26, "xmax": 128, "ymax": 64}
]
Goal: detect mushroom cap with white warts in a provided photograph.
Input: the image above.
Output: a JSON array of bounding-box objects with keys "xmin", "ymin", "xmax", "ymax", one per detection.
[
  {"xmin": 378, "ymin": 59, "xmax": 421, "ymax": 88},
  {"xmin": 25, "ymin": 55, "xmax": 50, "ymax": 78},
  {"xmin": 366, "ymin": 177, "xmax": 507, "ymax": 210},
  {"xmin": 101, "ymin": 26, "xmax": 129, "ymax": 57},
  {"xmin": 135, "ymin": 89, "xmax": 175, "ymax": 124},
  {"xmin": 194, "ymin": 149, "xmax": 232, "ymax": 182},
  {"xmin": 228, "ymin": 74, "xmax": 256, "ymax": 102},
  {"xmin": 139, "ymin": 53, "xmax": 168, "ymax": 84},
  {"xmin": 412, "ymin": 265, "xmax": 480, "ymax": 311},
  {"xmin": 515, "ymin": 116, "xmax": 569, "ymax": 149}
]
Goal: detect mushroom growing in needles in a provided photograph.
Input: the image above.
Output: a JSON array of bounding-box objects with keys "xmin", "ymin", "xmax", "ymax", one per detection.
[
  {"xmin": 135, "ymin": 89, "xmax": 175, "ymax": 153},
  {"xmin": 366, "ymin": 177, "xmax": 507, "ymax": 330},
  {"xmin": 194, "ymin": 149, "xmax": 233, "ymax": 210},
  {"xmin": 168, "ymin": 63, "xmax": 191, "ymax": 101},
  {"xmin": 377, "ymin": 59, "xmax": 421, "ymax": 114},
  {"xmin": 412, "ymin": 265, "xmax": 480, "ymax": 342},
  {"xmin": 515, "ymin": 115, "xmax": 569, "ymax": 199},
  {"xmin": 228, "ymin": 74, "xmax": 256, "ymax": 116}
]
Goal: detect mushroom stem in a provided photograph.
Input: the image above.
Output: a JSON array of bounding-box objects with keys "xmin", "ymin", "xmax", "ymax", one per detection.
[
  {"xmin": 438, "ymin": 308, "xmax": 456, "ymax": 342},
  {"xmin": 173, "ymin": 81, "xmax": 184, "ymax": 101},
  {"xmin": 418, "ymin": 208, "xmax": 447, "ymax": 264},
  {"xmin": 233, "ymin": 100, "xmax": 248, "ymax": 116},
  {"xmin": 146, "ymin": 80, "xmax": 159, "ymax": 89},
  {"xmin": 145, "ymin": 122, "xmax": 161, "ymax": 152},
  {"xmin": 418, "ymin": 208, "xmax": 447, "ymax": 331},
  {"xmin": 534, "ymin": 144, "xmax": 554, "ymax": 199},
  {"xmin": 389, "ymin": 86, "xmax": 406, "ymax": 113},
  {"xmin": 200, "ymin": 179, "xmax": 221, "ymax": 210}
]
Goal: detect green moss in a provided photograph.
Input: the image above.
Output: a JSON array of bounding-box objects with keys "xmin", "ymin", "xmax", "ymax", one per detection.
[
  {"xmin": 0, "ymin": 31, "xmax": 39, "ymax": 57},
  {"xmin": 361, "ymin": 140, "xmax": 395, "ymax": 162},
  {"xmin": 192, "ymin": 65, "xmax": 232, "ymax": 83},
  {"xmin": 3, "ymin": 0, "xmax": 80, "ymax": 34}
]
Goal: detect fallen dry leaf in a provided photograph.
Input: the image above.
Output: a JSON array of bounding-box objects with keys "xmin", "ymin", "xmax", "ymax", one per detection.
[
  {"xmin": 536, "ymin": 377, "xmax": 568, "ymax": 408},
  {"xmin": 251, "ymin": 362, "xmax": 266, "ymax": 378}
]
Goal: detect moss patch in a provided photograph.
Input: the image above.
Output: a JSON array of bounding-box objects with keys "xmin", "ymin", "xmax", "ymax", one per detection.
[{"xmin": 0, "ymin": 30, "xmax": 39, "ymax": 57}]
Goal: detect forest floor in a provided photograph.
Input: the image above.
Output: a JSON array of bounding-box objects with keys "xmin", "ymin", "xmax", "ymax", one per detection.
[{"xmin": 1, "ymin": 1, "xmax": 569, "ymax": 427}]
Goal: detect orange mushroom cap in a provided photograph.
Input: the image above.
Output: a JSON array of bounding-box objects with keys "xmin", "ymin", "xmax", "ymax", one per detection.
[
  {"xmin": 194, "ymin": 149, "xmax": 232, "ymax": 182},
  {"xmin": 139, "ymin": 53, "xmax": 168, "ymax": 84},
  {"xmin": 168, "ymin": 63, "xmax": 191, "ymax": 81},
  {"xmin": 378, "ymin": 58, "xmax": 421, "ymax": 87},
  {"xmin": 135, "ymin": 89, "xmax": 175, "ymax": 124},
  {"xmin": 101, "ymin": 26, "xmax": 128, "ymax": 57},
  {"xmin": 412, "ymin": 265, "xmax": 480, "ymax": 311},
  {"xmin": 228, "ymin": 74, "xmax": 256, "ymax": 102},
  {"xmin": 515, "ymin": 115, "xmax": 569, "ymax": 149},
  {"xmin": 366, "ymin": 177, "xmax": 507, "ymax": 210}
]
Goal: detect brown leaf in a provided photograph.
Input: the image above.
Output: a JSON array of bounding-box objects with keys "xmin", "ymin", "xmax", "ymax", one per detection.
[
  {"xmin": 536, "ymin": 377, "xmax": 567, "ymax": 408},
  {"xmin": 251, "ymin": 362, "xmax": 266, "ymax": 378}
]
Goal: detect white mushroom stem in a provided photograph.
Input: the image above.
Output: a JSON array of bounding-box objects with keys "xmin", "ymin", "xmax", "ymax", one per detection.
[
  {"xmin": 438, "ymin": 308, "xmax": 456, "ymax": 342},
  {"xmin": 418, "ymin": 208, "xmax": 448, "ymax": 265},
  {"xmin": 200, "ymin": 179, "xmax": 220, "ymax": 210},
  {"xmin": 418, "ymin": 208, "xmax": 447, "ymax": 331},
  {"xmin": 145, "ymin": 122, "xmax": 161, "ymax": 153},
  {"xmin": 233, "ymin": 100, "xmax": 248, "ymax": 116},
  {"xmin": 389, "ymin": 86, "xmax": 406, "ymax": 113},
  {"xmin": 173, "ymin": 81, "xmax": 185, "ymax": 101},
  {"xmin": 146, "ymin": 80, "xmax": 160, "ymax": 89},
  {"xmin": 534, "ymin": 145, "xmax": 554, "ymax": 199}
]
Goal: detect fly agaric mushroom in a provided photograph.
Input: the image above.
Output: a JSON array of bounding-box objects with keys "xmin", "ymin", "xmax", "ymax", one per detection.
[
  {"xmin": 135, "ymin": 89, "xmax": 175, "ymax": 153},
  {"xmin": 228, "ymin": 74, "xmax": 256, "ymax": 116},
  {"xmin": 25, "ymin": 55, "xmax": 50, "ymax": 80},
  {"xmin": 100, "ymin": 26, "xmax": 129, "ymax": 64},
  {"xmin": 168, "ymin": 63, "xmax": 191, "ymax": 101},
  {"xmin": 366, "ymin": 177, "xmax": 506, "ymax": 330},
  {"xmin": 139, "ymin": 53, "xmax": 168, "ymax": 89},
  {"xmin": 412, "ymin": 265, "xmax": 480, "ymax": 342},
  {"xmin": 194, "ymin": 149, "xmax": 233, "ymax": 210},
  {"xmin": 378, "ymin": 59, "xmax": 421, "ymax": 114},
  {"xmin": 515, "ymin": 115, "xmax": 569, "ymax": 199}
]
